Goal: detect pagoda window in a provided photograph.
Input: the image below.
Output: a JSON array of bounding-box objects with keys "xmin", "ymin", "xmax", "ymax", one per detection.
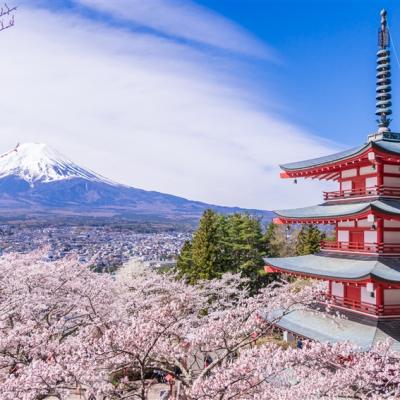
[
  {"xmin": 332, "ymin": 282, "xmax": 344, "ymax": 297},
  {"xmin": 383, "ymin": 164, "xmax": 400, "ymax": 174},
  {"xmin": 361, "ymin": 286, "xmax": 377, "ymax": 305},
  {"xmin": 341, "ymin": 168, "xmax": 357, "ymax": 178},
  {"xmin": 384, "ymin": 289, "xmax": 400, "ymax": 305}
]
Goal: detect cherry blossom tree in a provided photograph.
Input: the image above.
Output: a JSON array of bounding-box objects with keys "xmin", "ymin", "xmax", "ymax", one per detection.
[{"xmin": 0, "ymin": 251, "xmax": 400, "ymax": 400}]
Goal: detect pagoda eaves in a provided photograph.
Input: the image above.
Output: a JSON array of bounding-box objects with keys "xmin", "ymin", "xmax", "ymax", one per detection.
[{"xmin": 280, "ymin": 136, "xmax": 400, "ymax": 180}]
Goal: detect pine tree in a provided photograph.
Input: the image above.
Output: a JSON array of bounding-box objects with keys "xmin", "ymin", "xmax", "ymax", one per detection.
[
  {"xmin": 176, "ymin": 211, "xmax": 270, "ymax": 289},
  {"xmin": 225, "ymin": 214, "xmax": 266, "ymax": 289},
  {"xmin": 296, "ymin": 225, "xmax": 324, "ymax": 255},
  {"xmin": 176, "ymin": 240, "xmax": 193, "ymax": 279},
  {"xmin": 187, "ymin": 209, "xmax": 228, "ymax": 284}
]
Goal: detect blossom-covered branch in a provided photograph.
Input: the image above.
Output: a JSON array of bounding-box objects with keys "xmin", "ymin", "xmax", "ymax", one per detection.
[{"xmin": 0, "ymin": 252, "xmax": 400, "ymax": 399}]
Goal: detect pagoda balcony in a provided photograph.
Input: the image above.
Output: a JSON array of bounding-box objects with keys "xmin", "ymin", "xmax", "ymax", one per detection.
[
  {"xmin": 327, "ymin": 295, "xmax": 400, "ymax": 317},
  {"xmin": 323, "ymin": 185, "xmax": 400, "ymax": 201},
  {"xmin": 320, "ymin": 240, "xmax": 400, "ymax": 255}
]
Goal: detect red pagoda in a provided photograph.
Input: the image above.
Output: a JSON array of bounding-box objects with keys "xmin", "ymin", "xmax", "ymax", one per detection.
[{"xmin": 265, "ymin": 10, "xmax": 400, "ymax": 350}]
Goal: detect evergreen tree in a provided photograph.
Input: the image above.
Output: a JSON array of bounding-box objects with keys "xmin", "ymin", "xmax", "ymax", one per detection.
[
  {"xmin": 296, "ymin": 224, "xmax": 324, "ymax": 255},
  {"xmin": 181, "ymin": 209, "xmax": 228, "ymax": 284},
  {"xmin": 176, "ymin": 211, "xmax": 270, "ymax": 291},
  {"xmin": 176, "ymin": 240, "xmax": 193, "ymax": 279},
  {"xmin": 225, "ymin": 214, "xmax": 266, "ymax": 290}
]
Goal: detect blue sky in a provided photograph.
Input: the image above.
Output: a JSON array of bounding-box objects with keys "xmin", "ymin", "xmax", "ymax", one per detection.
[
  {"xmin": 1, "ymin": 0, "xmax": 398, "ymax": 209},
  {"xmin": 196, "ymin": 0, "xmax": 400, "ymax": 145}
]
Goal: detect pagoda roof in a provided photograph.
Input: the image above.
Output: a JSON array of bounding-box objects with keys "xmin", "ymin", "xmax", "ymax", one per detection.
[
  {"xmin": 280, "ymin": 138, "xmax": 400, "ymax": 172},
  {"xmin": 275, "ymin": 199, "xmax": 400, "ymax": 220},
  {"xmin": 264, "ymin": 253, "xmax": 400, "ymax": 282},
  {"xmin": 270, "ymin": 308, "xmax": 400, "ymax": 351}
]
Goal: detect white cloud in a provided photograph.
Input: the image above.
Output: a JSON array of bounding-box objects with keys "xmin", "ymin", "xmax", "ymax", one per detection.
[
  {"xmin": 0, "ymin": 1, "xmax": 338, "ymax": 210},
  {"xmin": 72, "ymin": 0, "xmax": 273, "ymax": 59}
]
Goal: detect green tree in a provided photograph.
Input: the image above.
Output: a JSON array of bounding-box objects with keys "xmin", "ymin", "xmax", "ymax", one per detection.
[
  {"xmin": 225, "ymin": 214, "xmax": 267, "ymax": 291},
  {"xmin": 176, "ymin": 240, "xmax": 193, "ymax": 278},
  {"xmin": 176, "ymin": 209, "xmax": 228, "ymax": 284},
  {"xmin": 176, "ymin": 211, "xmax": 272, "ymax": 291},
  {"xmin": 296, "ymin": 224, "xmax": 325, "ymax": 255}
]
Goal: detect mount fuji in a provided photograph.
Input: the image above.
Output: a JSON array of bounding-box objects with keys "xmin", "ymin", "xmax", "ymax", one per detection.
[{"xmin": 0, "ymin": 143, "xmax": 271, "ymax": 227}]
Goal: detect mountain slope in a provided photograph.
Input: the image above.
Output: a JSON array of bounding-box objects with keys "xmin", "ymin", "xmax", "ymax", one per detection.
[{"xmin": 0, "ymin": 143, "xmax": 272, "ymax": 225}]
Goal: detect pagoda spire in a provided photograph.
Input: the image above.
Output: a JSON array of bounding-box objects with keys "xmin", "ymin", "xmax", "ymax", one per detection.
[{"xmin": 376, "ymin": 9, "xmax": 392, "ymax": 130}]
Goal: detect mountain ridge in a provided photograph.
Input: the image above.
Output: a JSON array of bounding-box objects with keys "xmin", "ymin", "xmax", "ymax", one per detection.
[{"xmin": 0, "ymin": 143, "xmax": 273, "ymax": 226}]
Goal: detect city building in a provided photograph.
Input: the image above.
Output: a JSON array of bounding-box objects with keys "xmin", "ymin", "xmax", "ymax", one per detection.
[{"xmin": 265, "ymin": 10, "xmax": 400, "ymax": 350}]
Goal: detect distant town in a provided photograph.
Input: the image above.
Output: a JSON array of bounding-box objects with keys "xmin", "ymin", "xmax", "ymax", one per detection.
[{"xmin": 0, "ymin": 224, "xmax": 191, "ymax": 271}]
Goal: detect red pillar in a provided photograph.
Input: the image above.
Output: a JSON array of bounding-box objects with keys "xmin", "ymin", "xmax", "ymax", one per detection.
[
  {"xmin": 376, "ymin": 284, "xmax": 384, "ymax": 316},
  {"xmin": 377, "ymin": 217, "xmax": 384, "ymax": 253}
]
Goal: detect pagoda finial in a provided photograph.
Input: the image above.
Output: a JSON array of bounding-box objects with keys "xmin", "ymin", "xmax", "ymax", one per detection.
[{"xmin": 376, "ymin": 9, "xmax": 392, "ymax": 130}]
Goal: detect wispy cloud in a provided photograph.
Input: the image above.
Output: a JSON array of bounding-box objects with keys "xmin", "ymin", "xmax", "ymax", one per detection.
[
  {"xmin": 72, "ymin": 0, "xmax": 273, "ymax": 59},
  {"xmin": 0, "ymin": 1, "xmax": 338, "ymax": 209}
]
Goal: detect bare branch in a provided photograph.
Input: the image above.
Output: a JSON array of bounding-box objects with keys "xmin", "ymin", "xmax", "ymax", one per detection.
[{"xmin": 0, "ymin": 2, "xmax": 16, "ymax": 32}]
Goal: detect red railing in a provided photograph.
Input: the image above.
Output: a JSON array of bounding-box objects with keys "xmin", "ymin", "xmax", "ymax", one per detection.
[
  {"xmin": 327, "ymin": 295, "xmax": 400, "ymax": 316},
  {"xmin": 321, "ymin": 241, "xmax": 400, "ymax": 254},
  {"xmin": 323, "ymin": 185, "xmax": 400, "ymax": 200}
]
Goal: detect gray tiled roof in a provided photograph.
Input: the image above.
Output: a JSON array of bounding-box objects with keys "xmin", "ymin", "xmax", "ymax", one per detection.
[
  {"xmin": 280, "ymin": 139, "xmax": 400, "ymax": 171},
  {"xmin": 272, "ymin": 308, "xmax": 400, "ymax": 352},
  {"xmin": 275, "ymin": 199, "xmax": 400, "ymax": 219},
  {"xmin": 376, "ymin": 139, "xmax": 400, "ymax": 155},
  {"xmin": 264, "ymin": 253, "xmax": 400, "ymax": 282},
  {"xmin": 280, "ymin": 144, "xmax": 367, "ymax": 171}
]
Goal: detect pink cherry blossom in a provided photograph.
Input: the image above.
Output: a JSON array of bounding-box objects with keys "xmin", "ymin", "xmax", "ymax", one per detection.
[{"xmin": 0, "ymin": 251, "xmax": 399, "ymax": 399}]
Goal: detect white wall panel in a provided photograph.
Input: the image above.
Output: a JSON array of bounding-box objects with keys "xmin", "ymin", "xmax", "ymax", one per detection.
[
  {"xmin": 360, "ymin": 166, "xmax": 375, "ymax": 175},
  {"xmin": 341, "ymin": 169, "xmax": 357, "ymax": 178},
  {"xmin": 384, "ymin": 289, "xmax": 400, "ymax": 305},
  {"xmin": 361, "ymin": 287, "xmax": 376, "ymax": 305},
  {"xmin": 383, "ymin": 176, "xmax": 400, "ymax": 187},
  {"xmin": 338, "ymin": 230, "xmax": 349, "ymax": 242},
  {"xmin": 384, "ymin": 220, "xmax": 400, "ymax": 228},
  {"xmin": 338, "ymin": 221, "xmax": 355, "ymax": 227},
  {"xmin": 341, "ymin": 180, "xmax": 352, "ymax": 191},
  {"xmin": 384, "ymin": 231, "xmax": 400, "ymax": 243},
  {"xmin": 358, "ymin": 219, "xmax": 373, "ymax": 228},
  {"xmin": 364, "ymin": 231, "xmax": 377, "ymax": 244},
  {"xmin": 384, "ymin": 164, "xmax": 400, "ymax": 174},
  {"xmin": 332, "ymin": 282, "xmax": 344, "ymax": 297},
  {"xmin": 365, "ymin": 176, "xmax": 377, "ymax": 188}
]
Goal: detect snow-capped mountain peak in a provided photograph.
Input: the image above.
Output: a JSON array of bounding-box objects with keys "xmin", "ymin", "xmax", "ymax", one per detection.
[{"xmin": 0, "ymin": 143, "xmax": 110, "ymax": 185}]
